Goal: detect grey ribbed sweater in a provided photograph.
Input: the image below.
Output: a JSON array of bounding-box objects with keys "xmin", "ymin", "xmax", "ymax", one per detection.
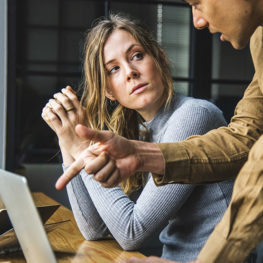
[{"xmin": 66, "ymin": 93, "xmax": 234, "ymax": 262}]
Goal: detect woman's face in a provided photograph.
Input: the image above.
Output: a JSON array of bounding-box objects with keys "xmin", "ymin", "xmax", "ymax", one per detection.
[{"xmin": 103, "ymin": 29, "xmax": 166, "ymax": 122}]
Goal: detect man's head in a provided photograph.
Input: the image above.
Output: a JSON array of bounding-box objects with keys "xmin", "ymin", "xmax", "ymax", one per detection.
[{"xmin": 185, "ymin": 0, "xmax": 263, "ymax": 49}]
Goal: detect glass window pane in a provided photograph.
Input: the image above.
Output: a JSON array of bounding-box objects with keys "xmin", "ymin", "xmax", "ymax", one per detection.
[
  {"xmin": 27, "ymin": 29, "xmax": 58, "ymax": 61},
  {"xmin": 174, "ymin": 81, "xmax": 190, "ymax": 96},
  {"xmin": 212, "ymin": 83, "xmax": 247, "ymax": 99},
  {"xmin": 27, "ymin": 63, "xmax": 58, "ymax": 72},
  {"xmin": 26, "ymin": 76, "xmax": 58, "ymax": 96},
  {"xmin": 162, "ymin": 6, "xmax": 190, "ymax": 78},
  {"xmin": 212, "ymin": 83, "xmax": 247, "ymax": 122},
  {"xmin": 27, "ymin": 0, "xmax": 59, "ymax": 26},
  {"xmin": 62, "ymin": 1, "xmax": 101, "ymax": 27},
  {"xmin": 59, "ymin": 30, "xmax": 84, "ymax": 62},
  {"xmin": 110, "ymin": 3, "xmax": 158, "ymax": 37},
  {"xmin": 212, "ymin": 35, "xmax": 254, "ymax": 100}
]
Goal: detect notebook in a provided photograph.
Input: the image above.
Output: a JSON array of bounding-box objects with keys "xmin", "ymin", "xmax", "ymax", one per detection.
[{"xmin": 0, "ymin": 168, "xmax": 57, "ymax": 263}]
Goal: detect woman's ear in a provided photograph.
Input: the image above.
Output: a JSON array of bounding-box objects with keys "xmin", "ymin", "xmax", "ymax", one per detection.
[{"xmin": 105, "ymin": 89, "xmax": 116, "ymax": 101}]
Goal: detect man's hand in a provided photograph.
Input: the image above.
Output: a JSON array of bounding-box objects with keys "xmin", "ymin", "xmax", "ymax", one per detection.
[
  {"xmin": 55, "ymin": 124, "xmax": 165, "ymax": 189},
  {"xmin": 121, "ymin": 256, "xmax": 201, "ymax": 263},
  {"xmin": 55, "ymin": 124, "xmax": 141, "ymax": 190}
]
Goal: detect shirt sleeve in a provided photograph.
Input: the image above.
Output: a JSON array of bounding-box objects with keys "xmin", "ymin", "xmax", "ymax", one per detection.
[{"xmin": 198, "ymin": 134, "xmax": 263, "ymax": 263}]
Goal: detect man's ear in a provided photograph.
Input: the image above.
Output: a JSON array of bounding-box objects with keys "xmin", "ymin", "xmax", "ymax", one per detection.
[{"xmin": 105, "ymin": 90, "xmax": 116, "ymax": 101}]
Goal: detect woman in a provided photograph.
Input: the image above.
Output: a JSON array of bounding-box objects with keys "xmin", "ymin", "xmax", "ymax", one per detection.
[{"xmin": 42, "ymin": 14, "xmax": 233, "ymax": 262}]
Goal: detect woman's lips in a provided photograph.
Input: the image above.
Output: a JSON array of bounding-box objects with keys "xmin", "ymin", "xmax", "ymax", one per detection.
[{"xmin": 131, "ymin": 84, "xmax": 148, "ymax": 95}]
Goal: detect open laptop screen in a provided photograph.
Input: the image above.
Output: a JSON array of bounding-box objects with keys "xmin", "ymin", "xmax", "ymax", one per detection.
[{"xmin": 0, "ymin": 169, "xmax": 57, "ymax": 263}]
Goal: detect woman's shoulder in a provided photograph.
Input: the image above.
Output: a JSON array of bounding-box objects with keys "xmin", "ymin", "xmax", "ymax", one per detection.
[
  {"xmin": 171, "ymin": 94, "xmax": 225, "ymax": 123},
  {"xmin": 174, "ymin": 93, "xmax": 223, "ymax": 115},
  {"xmin": 164, "ymin": 94, "xmax": 227, "ymax": 138},
  {"xmin": 149, "ymin": 93, "xmax": 227, "ymax": 142}
]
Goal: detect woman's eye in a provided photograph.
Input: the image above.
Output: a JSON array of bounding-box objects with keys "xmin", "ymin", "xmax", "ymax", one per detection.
[
  {"xmin": 108, "ymin": 66, "xmax": 119, "ymax": 74},
  {"xmin": 132, "ymin": 52, "xmax": 144, "ymax": 60}
]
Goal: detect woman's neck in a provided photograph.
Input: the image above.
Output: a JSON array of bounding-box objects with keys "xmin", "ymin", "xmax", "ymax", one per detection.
[{"xmin": 137, "ymin": 94, "xmax": 167, "ymax": 122}]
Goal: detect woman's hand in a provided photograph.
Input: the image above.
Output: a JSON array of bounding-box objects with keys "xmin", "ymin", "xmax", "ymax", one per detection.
[{"xmin": 41, "ymin": 86, "xmax": 89, "ymax": 165}]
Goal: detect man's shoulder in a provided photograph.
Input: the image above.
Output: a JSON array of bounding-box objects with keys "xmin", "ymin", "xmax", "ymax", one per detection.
[
  {"xmin": 250, "ymin": 26, "xmax": 263, "ymax": 86},
  {"xmin": 250, "ymin": 26, "xmax": 263, "ymax": 48}
]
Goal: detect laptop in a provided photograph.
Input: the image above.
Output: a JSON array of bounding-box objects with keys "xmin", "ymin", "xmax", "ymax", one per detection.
[{"xmin": 0, "ymin": 169, "xmax": 57, "ymax": 263}]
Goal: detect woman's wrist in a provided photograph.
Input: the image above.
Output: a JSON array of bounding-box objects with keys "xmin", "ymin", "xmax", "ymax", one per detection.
[{"xmin": 60, "ymin": 146, "xmax": 75, "ymax": 166}]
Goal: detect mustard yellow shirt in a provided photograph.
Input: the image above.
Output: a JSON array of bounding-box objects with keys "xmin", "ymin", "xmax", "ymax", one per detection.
[{"xmin": 154, "ymin": 26, "xmax": 263, "ymax": 263}]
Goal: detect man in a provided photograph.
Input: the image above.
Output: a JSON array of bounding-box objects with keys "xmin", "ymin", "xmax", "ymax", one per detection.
[{"xmin": 57, "ymin": 0, "xmax": 263, "ymax": 262}]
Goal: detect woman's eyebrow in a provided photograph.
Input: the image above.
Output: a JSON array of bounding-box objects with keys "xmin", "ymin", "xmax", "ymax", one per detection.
[
  {"xmin": 126, "ymin": 44, "xmax": 141, "ymax": 54},
  {"xmin": 104, "ymin": 44, "xmax": 141, "ymax": 66},
  {"xmin": 105, "ymin": 59, "xmax": 116, "ymax": 66}
]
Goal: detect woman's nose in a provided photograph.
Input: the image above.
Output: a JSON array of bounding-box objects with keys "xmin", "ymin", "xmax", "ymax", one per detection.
[
  {"xmin": 126, "ymin": 65, "xmax": 140, "ymax": 81},
  {"xmin": 192, "ymin": 8, "xmax": 208, "ymax": 30}
]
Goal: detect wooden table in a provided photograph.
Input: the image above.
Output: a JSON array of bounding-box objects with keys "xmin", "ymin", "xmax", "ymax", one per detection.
[{"xmin": 0, "ymin": 192, "xmax": 145, "ymax": 263}]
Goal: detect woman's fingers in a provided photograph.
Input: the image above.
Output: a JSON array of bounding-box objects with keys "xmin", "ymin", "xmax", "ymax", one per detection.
[
  {"xmin": 53, "ymin": 86, "xmax": 80, "ymax": 111},
  {"xmin": 52, "ymin": 86, "xmax": 85, "ymax": 125},
  {"xmin": 41, "ymin": 105, "xmax": 61, "ymax": 131},
  {"xmin": 48, "ymin": 98, "xmax": 68, "ymax": 122},
  {"xmin": 53, "ymin": 92, "xmax": 75, "ymax": 113},
  {"xmin": 61, "ymin": 86, "xmax": 80, "ymax": 110}
]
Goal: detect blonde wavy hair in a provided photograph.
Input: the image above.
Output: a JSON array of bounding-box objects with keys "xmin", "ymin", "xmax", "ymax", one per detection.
[{"xmin": 81, "ymin": 14, "xmax": 174, "ymax": 195}]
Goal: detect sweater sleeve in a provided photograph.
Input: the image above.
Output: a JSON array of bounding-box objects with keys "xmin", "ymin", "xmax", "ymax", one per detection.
[
  {"xmin": 80, "ymin": 171, "xmax": 195, "ymax": 250},
  {"xmin": 66, "ymin": 173, "xmax": 109, "ymax": 240}
]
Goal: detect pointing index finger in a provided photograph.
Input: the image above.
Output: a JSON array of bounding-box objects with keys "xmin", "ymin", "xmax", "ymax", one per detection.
[{"xmin": 55, "ymin": 157, "xmax": 84, "ymax": 190}]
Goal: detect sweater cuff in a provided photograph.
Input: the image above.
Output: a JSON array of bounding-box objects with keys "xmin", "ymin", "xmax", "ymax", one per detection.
[
  {"xmin": 198, "ymin": 229, "xmax": 250, "ymax": 263},
  {"xmin": 152, "ymin": 142, "xmax": 190, "ymax": 185}
]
